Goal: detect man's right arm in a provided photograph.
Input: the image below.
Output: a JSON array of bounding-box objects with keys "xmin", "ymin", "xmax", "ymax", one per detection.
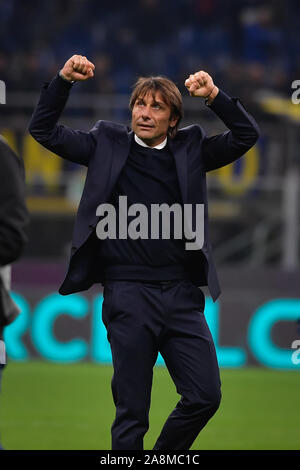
[{"xmin": 28, "ymin": 55, "xmax": 98, "ymax": 166}]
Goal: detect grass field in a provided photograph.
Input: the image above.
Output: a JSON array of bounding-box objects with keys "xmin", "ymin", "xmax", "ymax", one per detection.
[{"xmin": 0, "ymin": 361, "xmax": 299, "ymax": 450}]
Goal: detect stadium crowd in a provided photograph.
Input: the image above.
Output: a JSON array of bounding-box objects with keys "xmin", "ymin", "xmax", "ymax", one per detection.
[{"xmin": 0, "ymin": 0, "xmax": 298, "ymax": 103}]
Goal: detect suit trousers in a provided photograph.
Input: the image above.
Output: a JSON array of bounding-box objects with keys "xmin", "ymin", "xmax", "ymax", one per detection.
[{"xmin": 101, "ymin": 279, "xmax": 221, "ymax": 450}]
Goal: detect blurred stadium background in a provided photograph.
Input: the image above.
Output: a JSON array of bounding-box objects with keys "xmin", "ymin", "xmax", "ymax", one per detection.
[{"xmin": 0, "ymin": 0, "xmax": 299, "ymax": 450}]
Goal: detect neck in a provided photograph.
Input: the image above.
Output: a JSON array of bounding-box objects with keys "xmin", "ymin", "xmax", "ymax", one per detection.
[{"xmin": 135, "ymin": 134, "xmax": 167, "ymax": 149}]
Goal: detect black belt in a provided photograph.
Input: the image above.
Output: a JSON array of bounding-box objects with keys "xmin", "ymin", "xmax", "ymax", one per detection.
[
  {"xmin": 140, "ymin": 279, "xmax": 186, "ymax": 285},
  {"xmin": 103, "ymin": 279, "xmax": 189, "ymax": 286}
]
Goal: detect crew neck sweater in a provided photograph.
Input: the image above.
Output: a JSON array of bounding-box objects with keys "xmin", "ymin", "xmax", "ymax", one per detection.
[{"xmin": 97, "ymin": 138, "xmax": 192, "ymax": 281}]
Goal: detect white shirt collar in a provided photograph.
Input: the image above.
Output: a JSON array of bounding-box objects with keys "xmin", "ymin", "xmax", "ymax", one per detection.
[{"xmin": 134, "ymin": 134, "xmax": 167, "ymax": 149}]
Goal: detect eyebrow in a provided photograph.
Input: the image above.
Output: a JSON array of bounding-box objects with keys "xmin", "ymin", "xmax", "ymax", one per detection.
[
  {"xmin": 136, "ymin": 96, "xmax": 166, "ymax": 106},
  {"xmin": 153, "ymin": 99, "xmax": 165, "ymax": 106}
]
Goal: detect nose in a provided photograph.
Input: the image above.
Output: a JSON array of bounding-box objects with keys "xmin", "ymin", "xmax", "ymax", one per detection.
[{"xmin": 141, "ymin": 105, "xmax": 152, "ymax": 120}]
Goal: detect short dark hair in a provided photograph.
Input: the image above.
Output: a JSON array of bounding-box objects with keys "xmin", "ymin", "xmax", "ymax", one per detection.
[{"xmin": 129, "ymin": 76, "xmax": 183, "ymax": 138}]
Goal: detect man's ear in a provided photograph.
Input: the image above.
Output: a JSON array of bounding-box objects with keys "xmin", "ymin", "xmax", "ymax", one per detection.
[{"xmin": 169, "ymin": 115, "xmax": 178, "ymax": 128}]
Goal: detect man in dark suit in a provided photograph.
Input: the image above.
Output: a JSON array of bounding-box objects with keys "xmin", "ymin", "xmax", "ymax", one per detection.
[
  {"xmin": 0, "ymin": 136, "xmax": 29, "ymax": 449},
  {"xmin": 29, "ymin": 55, "xmax": 260, "ymax": 450}
]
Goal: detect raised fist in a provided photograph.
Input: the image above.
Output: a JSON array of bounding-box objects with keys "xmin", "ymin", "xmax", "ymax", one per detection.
[
  {"xmin": 60, "ymin": 55, "xmax": 95, "ymax": 82},
  {"xmin": 185, "ymin": 71, "xmax": 218, "ymax": 101}
]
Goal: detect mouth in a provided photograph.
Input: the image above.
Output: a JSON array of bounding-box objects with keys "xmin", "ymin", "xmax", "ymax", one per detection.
[{"xmin": 138, "ymin": 124, "xmax": 154, "ymax": 130}]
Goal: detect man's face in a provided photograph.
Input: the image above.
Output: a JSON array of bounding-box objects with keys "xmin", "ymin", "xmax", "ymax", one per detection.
[{"xmin": 131, "ymin": 90, "xmax": 178, "ymax": 147}]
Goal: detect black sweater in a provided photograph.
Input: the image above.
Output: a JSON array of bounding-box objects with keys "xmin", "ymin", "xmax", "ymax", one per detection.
[{"xmin": 97, "ymin": 138, "xmax": 192, "ymax": 281}]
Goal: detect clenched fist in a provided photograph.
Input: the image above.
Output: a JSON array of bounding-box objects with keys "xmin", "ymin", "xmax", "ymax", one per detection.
[
  {"xmin": 60, "ymin": 55, "xmax": 95, "ymax": 82},
  {"xmin": 185, "ymin": 71, "xmax": 219, "ymax": 103}
]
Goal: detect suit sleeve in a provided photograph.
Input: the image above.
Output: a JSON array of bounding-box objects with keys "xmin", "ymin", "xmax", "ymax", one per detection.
[
  {"xmin": 0, "ymin": 139, "xmax": 29, "ymax": 266},
  {"xmin": 202, "ymin": 89, "xmax": 260, "ymax": 172},
  {"xmin": 28, "ymin": 73, "xmax": 101, "ymax": 166}
]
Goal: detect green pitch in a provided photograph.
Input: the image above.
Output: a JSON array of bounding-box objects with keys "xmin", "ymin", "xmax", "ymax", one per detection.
[{"xmin": 0, "ymin": 361, "xmax": 299, "ymax": 450}]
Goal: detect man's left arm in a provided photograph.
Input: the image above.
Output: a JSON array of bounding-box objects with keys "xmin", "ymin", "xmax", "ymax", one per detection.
[{"xmin": 185, "ymin": 71, "xmax": 260, "ymax": 172}]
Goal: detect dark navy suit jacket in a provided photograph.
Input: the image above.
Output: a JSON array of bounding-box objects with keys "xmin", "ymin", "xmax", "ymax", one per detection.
[{"xmin": 28, "ymin": 74, "xmax": 260, "ymax": 301}]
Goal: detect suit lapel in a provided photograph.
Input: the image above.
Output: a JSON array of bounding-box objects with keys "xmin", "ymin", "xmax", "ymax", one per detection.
[
  {"xmin": 169, "ymin": 136, "xmax": 200, "ymax": 249},
  {"xmin": 107, "ymin": 129, "xmax": 133, "ymax": 194},
  {"xmin": 168, "ymin": 137, "xmax": 188, "ymax": 204}
]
